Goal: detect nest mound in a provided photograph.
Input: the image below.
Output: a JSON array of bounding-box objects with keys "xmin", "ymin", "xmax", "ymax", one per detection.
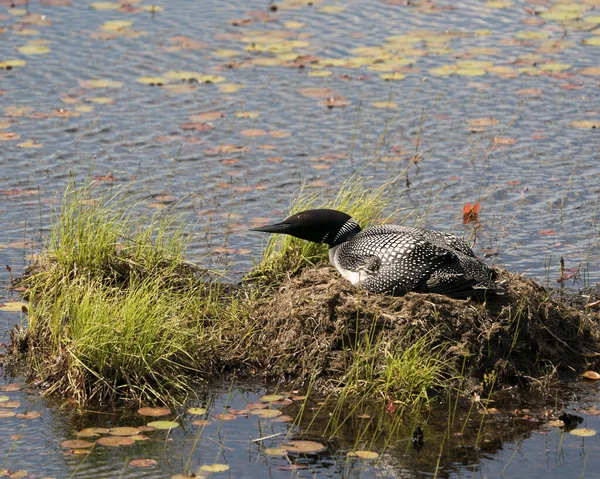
[{"xmin": 245, "ymin": 266, "xmax": 599, "ymax": 393}]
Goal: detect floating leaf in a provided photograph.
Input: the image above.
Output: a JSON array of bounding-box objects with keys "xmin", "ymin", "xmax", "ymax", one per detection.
[
  {"xmin": 234, "ymin": 111, "xmax": 259, "ymax": 118},
  {"xmin": 241, "ymin": 129, "xmax": 268, "ymax": 137},
  {"xmin": 264, "ymin": 447, "xmax": 288, "ymax": 456},
  {"xmin": 190, "ymin": 112, "xmax": 224, "ymax": 122},
  {"xmin": 129, "ymin": 459, "xmax": 157, "ymax": 468},
  {"xmin": 380, "ymin": 72, "xmax": 405, "ymax": 80},
  {"xmin": 540, "ymin": 63, "xmax": 571, "ymax": 72},
  {"xmin": 580, "ymin": 67, "xmax": 600, "ymax": 76},
  {"xmin": 17, "ymin": 140, "xmax": 43, "ymax": 148},
  {"xmin": 147, "ymin": 420, "xmax": 179, "ymax": 430},
  {"xmin": 0, "ymin": 59, "xmax": 27, "ymax": 69},
  {"xmin": 61, "ymin": 440, "xmax": 95, "ymax": 449},
  {"xmin": 318, "ymin": 5, "xmax": 346, "ymax": 13},
  {"xmin": 80, "ymin": 79, "xmax": 123, "ymax": 88},
  {"xmin": 428, "ymin": 65, "xmax": 457, "ymax": 76},
  {"xmin": 583, "ymin": 37, "xmax": 600, "ymax": 46},
  {"xmin": 192, "ymin": 419, "xmax": 211, "ymax": 426},
  {"xmin": 515, "ymin": 31, "xmax": 549, "ymax": 39},
  {"xmin": 282, "ymin": 440, "xmax": 326, "ymax": 454},
  {"xmin": 494, "ymin": 137, "xmax": 517, "ymax": 145},
  {"xmin": 284, "ymin": 21, "xmax": 305, "ymax": 28},
  {"xmin": 17, "ymin": 44, "xmax": 50, "ymax": 55},
  {"xmin": 570, "ymin": 428, "xmax": 597, "ymax": 437},
  {"xmin": 373, "ymin": 101, "xmax": 398, "ymax": 109},
  {"xmin": 273, "ymin": 415, "xmax": 294, "ymax": 422},
  {"xmin": 467, "ymin": 118, "xmax": 499, "ymax": 127},
  {"xmin": 547, "ymin": 419, "xmax": 565, "ymax": 427},
  {"xmin": 308, "ymin": 70, "xmax": 333, "ymax": 77},
  {"xmin": 0, "ymin": 301, "xmax": 28, "ymax": 312},
  {"xmin": 249, "ymin": 409, "xmax": 282, "ymax": 418},
  {"xmin": 15, "ymin": 411, "xmax": 41, "ymax": 419},
  {"xmin": 0, "ymin": 384, "xmax": 21, "ymax": 392},
  {"xmin": 200, "ymin": 464, "xmax": 230, "ymax": 473},
  {"xmin": 0, "ymin": 411, "xmax": 16, "ymax": 418},
  {"xmin": 96, "ymin": 436, "xmax": 136, "ymax": 446},
  {"xmin": 100, "ymin": 20, "xmax": 133, "ymax": 31},
  {"xmin": 457, "ymin": 60, "xmax": 494, "ymax": 69},
  {"xmin": 261, "ymin": 394, "xmax": 285, "ymax": 402},
  {"xmin": 90, "ymin": 2, "xmax": 120, "ymax": 10},
  {"xmin": 347, "ymin": 450, "xmax": 379, "ymax": 459},
  {"xmin": 581, "ymin": 371, "xmax": 600, "ymax": 380},
  {"xmin": 456, "ymin": 68, "xmax": 486, "ymax": 76},
  {"xmin": 213, "ymin": 413, "xmax": 237, "ymax": 421},
  {"xmin": 485, "ymin": 0, "xmax": 512, "ymax": 8},
  {"xmin": 142, "ymin": 5, "xmax": 164, "ymax": 12},
  {"xmin": 218, "ymin": 83, "xmax": 245, "ymax": 93},
  {"xmin": 571, "ymin": 120, "xmax": 600, "ymax": 129},
  {"xmin": 138, "ymin": 407, "xmax": 170, "ymax": 417},
  {"xmin": 136, "ymin": 76, "xmax": 169, "ymax": 85},
  {"xmin": 109, "ymin": 427, "xmax": 140, "ymax": 436},
  {"xmin": 213, "ymin": 49, "xmax": 241, "ymax": 57},
  {"xmin": 540, "ymin": 11, "xmax": 581, "ymax": 21},
  {"xmin": 187, "ymin": 407, "xmax": 207, "ymax": 415}
]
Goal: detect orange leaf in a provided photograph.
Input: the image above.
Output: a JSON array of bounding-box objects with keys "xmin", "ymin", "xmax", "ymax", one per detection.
[
  {"xmin": 581, "ymin": 371, "xmax": 600, "ymax": 380},
  {"xmin": 463, "ymin": 202, "xmax": 480, "ymax": 224},
  {"xmin": 493, "ymin": 137, "xmax": 517, "ymax": 145}
]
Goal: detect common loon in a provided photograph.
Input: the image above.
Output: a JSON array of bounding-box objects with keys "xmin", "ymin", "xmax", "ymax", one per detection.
[{"xmin": 253, "ymin": 208, "xmax": 503, "ymax": 299}]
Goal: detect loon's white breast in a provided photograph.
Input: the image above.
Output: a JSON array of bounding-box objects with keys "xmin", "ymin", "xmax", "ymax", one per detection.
[{"xmin": 329, "ymin": 244, "xmax": 369, "ymax": 286}]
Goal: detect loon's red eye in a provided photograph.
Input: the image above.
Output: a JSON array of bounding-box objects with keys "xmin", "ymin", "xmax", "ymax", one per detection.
[{"xmin": 297, "ymin": 213, "xmax": 305, "ymax": 218}]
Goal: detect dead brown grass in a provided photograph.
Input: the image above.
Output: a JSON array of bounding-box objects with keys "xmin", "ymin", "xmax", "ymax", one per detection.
[{"xmin": 240, "ymin": 266, "xmax": 600, "ymax": 395}]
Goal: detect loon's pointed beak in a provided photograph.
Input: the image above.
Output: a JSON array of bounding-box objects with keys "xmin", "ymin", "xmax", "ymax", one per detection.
[{"xmin": 251, "ymin": 221, "xmax": 292, "ymax": 234}]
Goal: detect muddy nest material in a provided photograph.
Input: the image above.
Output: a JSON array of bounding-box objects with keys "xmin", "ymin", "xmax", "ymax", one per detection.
[{"xmin": 244, "ymin": 266, "xmax": 599, "ymax": 395}]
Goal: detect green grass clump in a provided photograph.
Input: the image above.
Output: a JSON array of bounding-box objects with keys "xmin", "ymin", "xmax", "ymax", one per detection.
[
  {"xmin": 18, "ymin": 180, "xmax": 227, "ymax": 405},
  {"xmin": 341, "ymin": 330, "xmax": 451, "ymax": 406},
  {"xmin": 251, "ymin": 172, "xmax": 407, "ymax": 282}
]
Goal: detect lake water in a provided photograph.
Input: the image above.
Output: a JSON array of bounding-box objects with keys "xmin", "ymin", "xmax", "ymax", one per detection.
[{"xmin": 2, "ymin": 0, "xmax": 600, "ymax": 477}]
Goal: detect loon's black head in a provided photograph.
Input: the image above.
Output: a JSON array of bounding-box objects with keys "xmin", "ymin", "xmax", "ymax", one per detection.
[{"xmin": 252, "ymin": 208, "xmax": 361, "ymax": 246}]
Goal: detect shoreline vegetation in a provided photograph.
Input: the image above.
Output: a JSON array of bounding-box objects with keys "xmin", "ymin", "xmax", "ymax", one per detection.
[{"xmin": 3, "ymin": 176, "xmax": 600, "ymax": 408}]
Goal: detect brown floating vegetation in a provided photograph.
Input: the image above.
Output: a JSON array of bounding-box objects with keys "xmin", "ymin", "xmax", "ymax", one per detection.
[{"xmin": 3, "ymin": 177, "xmax": 600, "ymax": 407}]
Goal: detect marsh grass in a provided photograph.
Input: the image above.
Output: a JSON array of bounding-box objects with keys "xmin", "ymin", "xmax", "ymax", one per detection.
[
  {"xmin": 17, "ymin": 180, "xmax": 229, "ymax": 405},
  {"xmin": 9, "ymin": 172, "xmax": 599, "ymax": 410}
]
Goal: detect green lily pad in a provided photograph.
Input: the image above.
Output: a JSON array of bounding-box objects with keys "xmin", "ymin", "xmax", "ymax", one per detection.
[
  {"xmin": 0, "ymin": 59, "xmax": 27, "ymax": 69},
  {"xmin": 61, "ymin": 440, "xmax": 95, "ymax": 449},
  {"xmin": 540, "ymin": 11, "xmax": 581, "ymax": 21},
  {"xmin": 200, "ymin": 464, "xmax": 229, "ymax": 472},
  {"xmin": 583, "ymin": 37, "xmax": 600, "ymax": 46},
  {"xmin": 264, "ymin": 447, "xmax": 288, "ymax": 455},
  {"xmin": 0, "ymin": 301, "xmax": 28, "ymax": 312},
  {"xmin": 347, "ymin": 450, "xmax": 379, "ymax": 459},
  {"xmin": 147, "ymin": 420, "xmax": 179, "ymax": 430},
  {"xmin": 109, "ymin": 427, "xmax": 140, "ymax": 436},
  {"xmin": 136, "ymin": 76, "xmax": 169, "ymax": 85},
  {"xmin": 260, "ymin": 394, "xmax": 285, "ymax": 402},
  {"xmin": 187, "ymin": 407, "xmax": 207, "ymax": 415},
  {"xmin": 571, "ymin": 120, "xmax": 600, "ymax": 129},
  {"xmin": 540, "ymin": 63, "xmax": 571, "ymax": 71},
  {"xmin": 100, "ymin": 20, "xmax": 133, "ymax": 31},
  {"xmin": 570, "ymin": 428, "xmax": 597, "ymax": 437}
]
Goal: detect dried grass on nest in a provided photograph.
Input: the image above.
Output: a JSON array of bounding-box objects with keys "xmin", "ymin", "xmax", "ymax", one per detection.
[{"xmin": 242, "ymin": 265, "xmax": 600, "ymax": 392}]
